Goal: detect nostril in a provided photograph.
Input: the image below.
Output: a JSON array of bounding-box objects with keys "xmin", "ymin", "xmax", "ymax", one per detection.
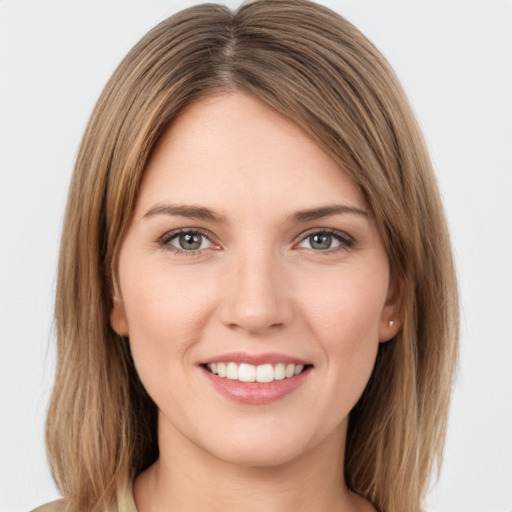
[
  {"xmin": 219, "ymin": 276, "xmax": 294, "ymax": 333},
  {"xmin": 226, "ymin": 321, "xmax": 284, "ymax": 333}
]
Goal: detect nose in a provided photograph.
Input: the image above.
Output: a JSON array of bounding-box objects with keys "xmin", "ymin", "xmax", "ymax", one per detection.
[{"xmin": 219, "ymin": 249, "xmax": 294, "ymax": 334}]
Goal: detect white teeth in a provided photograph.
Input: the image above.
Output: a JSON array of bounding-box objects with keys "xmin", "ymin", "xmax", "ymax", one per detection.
[
  {"xmin": 217, "ymin": 362, "xmax": 226, "ymax": 377},
  {"xmin": 238, "ymin": 363, "xmax": 256, "ymax": 382},
  {"xmin": 256, "ymin": 363, "xmax": 274, "ymax": 383},
  {"xmin": 274, "ymin": 363, "xmax": 286, "ymax": 380},
  {"xmin": 226, "ymin": 362, "xmax": 239, "ymax": 380},
  {"xmin": 205, "ymin": 362, "xmax": 307, "ymax": 382}
]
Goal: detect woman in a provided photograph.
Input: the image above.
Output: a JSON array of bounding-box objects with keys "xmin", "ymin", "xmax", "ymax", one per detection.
[{"xmin": 35, "ymin": 1, "xmax": 458, "ymax": 511}]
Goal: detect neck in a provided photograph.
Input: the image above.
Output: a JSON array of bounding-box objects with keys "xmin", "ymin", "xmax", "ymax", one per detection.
[{"xmin": 133, "ymin": 417, "xmax": 373, "ymax": 512}]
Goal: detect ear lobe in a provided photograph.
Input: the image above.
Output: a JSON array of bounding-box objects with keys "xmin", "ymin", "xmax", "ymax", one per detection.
[
  {"xmin": 379, "ymin": 317, "xmax": 401, "ymax": 343},
  {"xmin": 110, "ymin": 296, "xmax": 129, "ymax": 336},
  {"xmin": 378, "ymin": 277, "xmax": 403, "ymax": 343}
]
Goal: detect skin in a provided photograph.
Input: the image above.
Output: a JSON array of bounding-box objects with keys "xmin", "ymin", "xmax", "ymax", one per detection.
[{"xmin": 111, "ymin": 92, "xmax": 400, "ymax": 512}]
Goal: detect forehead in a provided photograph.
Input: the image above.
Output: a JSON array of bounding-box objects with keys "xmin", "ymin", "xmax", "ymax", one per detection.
[{"xmin": 136, "ymin": 92, "xmax": 365, "ymax": 217}]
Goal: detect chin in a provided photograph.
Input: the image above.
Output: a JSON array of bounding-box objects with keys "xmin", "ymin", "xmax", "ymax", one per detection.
[
  {"xmin": 208, "ymin": 439, "xmax": 311, "ymax": 468},
  {"xmin": 194, "ymin": 419, "xmax": 339, "ymax": 470}
]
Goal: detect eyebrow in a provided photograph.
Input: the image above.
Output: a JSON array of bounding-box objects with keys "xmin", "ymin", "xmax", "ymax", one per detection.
[
  {"xmin": 143, "ymin": 203, "xmax": 369, "ymax": 224},
  {"xmin": 143, "ymin": 204, "xmax": 227, "ymax": 223},
  {"xmin": 289, "ymin": 205, "xmax": 369, "ymax": 222}
]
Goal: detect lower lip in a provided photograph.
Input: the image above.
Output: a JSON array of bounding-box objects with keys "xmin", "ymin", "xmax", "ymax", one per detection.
[{"xmin": 201, "ymin": 367, "xmax": 311, "ymax": 405}]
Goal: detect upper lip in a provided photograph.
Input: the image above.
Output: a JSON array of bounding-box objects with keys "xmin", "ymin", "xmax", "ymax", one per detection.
[{"xmin": 200, "ymin": 352, "xmax": 312, "ymax": 366}]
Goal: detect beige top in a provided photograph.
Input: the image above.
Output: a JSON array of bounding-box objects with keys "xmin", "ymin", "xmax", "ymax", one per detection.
[{"xmin": 31, "ymin": 483, "xmax": 137, "ymax": 512}]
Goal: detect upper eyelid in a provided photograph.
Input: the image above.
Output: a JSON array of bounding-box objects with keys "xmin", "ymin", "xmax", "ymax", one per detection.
[
  {"xmin": 295, "ymin": 227, "xmax": 354, "ymax": 242},
  {"xmin": 160, "ymin": 227, "xmax": 214, "ymax": 242},
  {"xmin": 157, "ymin": 227, "xmax": 354, "ymax": 250},
  {"xmin": 157, "ymin": 228, "xmax": 217, "ymax": 257}
]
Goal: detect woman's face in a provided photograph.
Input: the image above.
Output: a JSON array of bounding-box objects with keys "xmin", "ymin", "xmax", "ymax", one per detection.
[{"xmin": 112, "ymin": 93, "xmax": 400, "ymax": 467}]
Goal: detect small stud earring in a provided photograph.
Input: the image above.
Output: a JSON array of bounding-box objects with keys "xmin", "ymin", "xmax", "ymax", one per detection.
[{"xmin": 388, "ymin": 320, "xmax": 394, "ymax": 327}]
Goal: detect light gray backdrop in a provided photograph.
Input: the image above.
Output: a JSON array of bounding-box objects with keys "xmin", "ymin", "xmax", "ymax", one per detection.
[{"xmin": 1, "ymin": 1, "xmax": 511, "ymax": 511}]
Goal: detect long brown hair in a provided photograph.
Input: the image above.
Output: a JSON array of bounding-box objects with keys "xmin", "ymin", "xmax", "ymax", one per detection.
[{"xmin": 47, "ymin": 1, "xmax": 459, "ymax": 511}]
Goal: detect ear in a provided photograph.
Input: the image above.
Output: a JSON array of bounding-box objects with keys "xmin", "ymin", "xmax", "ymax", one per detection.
[
  {"xmin": 378, "ymin": 276, "xmax": 403, "ymax": 343},
  {"xmin": 110, "ymin": 295, "xmax": 129, "ymax": 336}
]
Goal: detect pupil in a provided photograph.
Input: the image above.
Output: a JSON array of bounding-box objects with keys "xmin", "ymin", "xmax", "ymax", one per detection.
[
  {"xmin": 311, "ymin": 233, "xmax": 331, "ymax": 250},
  {"xmin": 179, "ymin": 233, "xmax": 201, "ymax": 250}
]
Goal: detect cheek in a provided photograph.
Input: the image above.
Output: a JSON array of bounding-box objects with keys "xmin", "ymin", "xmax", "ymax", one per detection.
[
  {"xmin": 298, "ymin": 264, "xmax": 388, "ymax": 387},
  {"xmin": 301, "ymin": 265, "xmax": 388, "ymax": 341},
  {"xmin": 120, "ymin": 262, "xmax": 217, "ymax": 374}
]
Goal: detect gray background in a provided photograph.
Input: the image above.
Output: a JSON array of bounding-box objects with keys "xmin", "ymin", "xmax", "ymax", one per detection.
[{"xmin": 1, "ymin": 1, "xmax": 511, "ymax": 510}]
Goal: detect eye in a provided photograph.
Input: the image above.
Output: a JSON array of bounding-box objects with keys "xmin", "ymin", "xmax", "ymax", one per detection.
[
  {"xmin": 297, "ymin": 230, "xmax": 354, "ymax": 252},
  {"xmin": 159, "ymin": 230, "xmax": 213, "ymax": 254}
]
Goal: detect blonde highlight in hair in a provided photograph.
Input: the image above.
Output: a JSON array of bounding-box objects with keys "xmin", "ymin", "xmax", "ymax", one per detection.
[{"xmin": 47, "ymin": 2, "xmax": 458, "ymax": 511}]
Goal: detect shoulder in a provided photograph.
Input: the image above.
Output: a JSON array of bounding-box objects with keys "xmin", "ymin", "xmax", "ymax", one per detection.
[
  {"xmin": 31, "ymin": 499, "xmax": 66, "ymax": 512},
  {"xmin": 30, "ymin": 483, "xmax": 137, "ymax": 512}
]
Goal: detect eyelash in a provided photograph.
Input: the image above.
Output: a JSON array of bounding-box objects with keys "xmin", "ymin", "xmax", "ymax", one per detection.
[
  {"xmin": 157, "ymin": 228, "xmax": 216, "ymax": 257},
  {"xmin": 296, "ymin": 228, "xmax": 355, "ymax": 254},
  {"xmin": 157, "ymin": 228, "xmax": 355, "ymax": 257}
]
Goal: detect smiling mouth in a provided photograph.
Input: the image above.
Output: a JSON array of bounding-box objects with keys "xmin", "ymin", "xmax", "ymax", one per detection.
[{"xmin": 203, "ymin": 362, "xmax": 311, "ymax": 383}]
